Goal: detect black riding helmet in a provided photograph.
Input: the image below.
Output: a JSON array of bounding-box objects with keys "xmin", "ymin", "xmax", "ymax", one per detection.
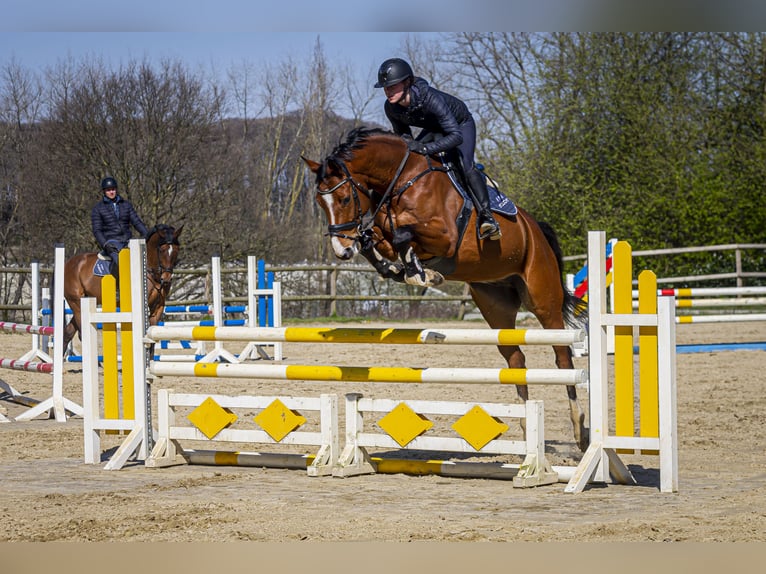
[
  {"xmin": 101, "ymin": 176, "xmax": 118, "ymax": 191},
  {"xmin": 374, "ymin": 58, "xmax": 414, "ymax": 88}
]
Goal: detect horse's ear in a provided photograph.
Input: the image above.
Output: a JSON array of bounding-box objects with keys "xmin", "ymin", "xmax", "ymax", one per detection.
[
  {"xmin": 174, "ymin": 224, "xmax": 184, "ymax": 238},
  {"xmin": 302, "ymin": 156, "xmax": 321, "ymax": 174}
]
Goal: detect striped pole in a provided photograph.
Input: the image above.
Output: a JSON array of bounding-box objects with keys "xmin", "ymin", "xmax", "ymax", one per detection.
[
  {"xmin": 0, "ymin": 358, "xmax": 54, "ymax": 373},
  {"xmin": 676, "ymin": 313, "xmax": 766, "ymax": 324},
  {"xmin": 633, "ymin": 286, "xmax": 766, "ymax": 297},
  {"xmin": 146, "ymin": 326, "xmax": 585, "ymax": 346},
  {"xmin": 632, "ymin": 297, "xmax": 766, "ymax": 309},
  {"xmin": 181, "ymin": 449, "xmax": 578, "ymax": 482},
  {"xmin": 0, "ymin": 322, "xmax": 56, "ymax": 336},
  {"xmin": 149, "ymin": 361, "xmax": 586, "ymax": 385}
]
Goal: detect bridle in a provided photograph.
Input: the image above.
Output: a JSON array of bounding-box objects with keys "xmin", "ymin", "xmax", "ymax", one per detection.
[
  {"xmin": 146, "ymin": 228, "xmax": 179, "ymax": 294},
  {"xmin": 317, "ymin": 150, "xmax": 448, "ymax": 246},
  {"xmin": 317, "ymin": 160, "xmax": 372, "ymax": 241}
]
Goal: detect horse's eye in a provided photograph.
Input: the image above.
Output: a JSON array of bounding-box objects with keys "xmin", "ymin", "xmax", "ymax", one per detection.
[{"xmin": 341, "ymin": 195, "xmax": 352, "ymax": 206}]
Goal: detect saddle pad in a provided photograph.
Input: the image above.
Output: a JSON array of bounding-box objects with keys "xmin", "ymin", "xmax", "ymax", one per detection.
[
  {"xmin": 488, "ymin": 183, "xmax": 518, "ymax": 217},
  {"xmin": 92, "ymin": 259, "xmax": 112, "ymax": 277},
  {"xmin": 446, "ymin": 167, "xmax": 518, "ymax": 217}
]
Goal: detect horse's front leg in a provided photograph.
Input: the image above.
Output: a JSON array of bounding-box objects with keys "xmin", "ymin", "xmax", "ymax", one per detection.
[
  {"xmin": 358, "ymin": 229, "xmax": 406, "ymax": 283},
  {"xmin": 361, "ymin": 248, "xmax": 406, "ymax": 282},
  {"xmin": 145, "ymin": 296, "xmax": 167, "ymax": 361},
  {"xmin": 391, "ymin": 226, "xmax": 444, "ymax": 287}
]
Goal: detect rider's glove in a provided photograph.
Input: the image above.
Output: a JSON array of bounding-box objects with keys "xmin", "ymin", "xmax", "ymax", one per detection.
[{"xmin": 407, "ymin": 139, "xmax": 429, "ymax": 155}]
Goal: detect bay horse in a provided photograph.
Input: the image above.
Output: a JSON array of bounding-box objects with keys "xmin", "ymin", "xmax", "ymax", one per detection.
[
  {"xmin": 62, "ymin": 224, "xmax": 183, "ymax": 355},
  {"xmin": 303, "ymin": 127, "xmax": 588, "ymax": 451}
]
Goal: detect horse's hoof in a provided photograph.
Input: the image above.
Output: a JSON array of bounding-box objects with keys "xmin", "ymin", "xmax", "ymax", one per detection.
[
  {"xmin": 404, "ymin": 269, "xmax": 444, "ymax": 287},
  {"xmin": 426, "ymin": 270, "xmax": 445, "ymax": 286},
  {"xmin": 577, "ymin": 427, "xmax": 590, "ymax": 453},
  {"xmin": 404, "ymin": 274, "xmax": 429, "ymax": 287}
]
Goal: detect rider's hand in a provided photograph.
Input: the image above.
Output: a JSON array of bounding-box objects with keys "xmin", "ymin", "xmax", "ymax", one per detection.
[
  {"xmin": 407, "ymin": 139, "xmax": 429, "ymax": 155},
  {"xmin": 106, "ymin": 244, "xmax": 120, "ymax": 255}
]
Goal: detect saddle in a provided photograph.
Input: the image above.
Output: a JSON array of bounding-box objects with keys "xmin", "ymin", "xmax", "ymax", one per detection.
[
  {"xmin": 421, "ymin": 152, "xmax": 518, "ymax": 276},
  {"xmin": 94, "ymin": 240, "xmax": 127, "ymax": 277},
  {"xmin": 92, "ymin": 256, "xmax": 113, "ymax": 277}
]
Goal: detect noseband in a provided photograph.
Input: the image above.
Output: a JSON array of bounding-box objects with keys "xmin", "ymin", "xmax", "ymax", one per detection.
[{"xmin": 317, "ymin": 161, "xmax": 371, "ymax": 240}]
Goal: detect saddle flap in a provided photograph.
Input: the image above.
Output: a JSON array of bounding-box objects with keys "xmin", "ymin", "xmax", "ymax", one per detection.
[{"xmin": 92, "ymin": 258, "xmax": 113, "ymax": 277}]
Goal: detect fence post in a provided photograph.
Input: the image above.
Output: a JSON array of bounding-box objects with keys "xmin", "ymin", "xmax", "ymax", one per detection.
[
  {"xmin": 326, "ymin": 266, "xmax": 338, "ymax": 317},
  {"xmin": 735, "ymin": 248, "xmax": 743, "ymax": 288}
]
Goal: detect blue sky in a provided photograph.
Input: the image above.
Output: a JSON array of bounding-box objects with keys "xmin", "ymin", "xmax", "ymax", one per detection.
[
  {"xmin": 0, "ymin": 31, "xmax": 442, "ymax": 123},
  {"xmin": 3, "ymin": 1, "xmax": 766, "ymax": 79},
  {"xmin": 0, "ymin": 32, "xmax": 433, "ymax": 80},
  {"xmin": 5, "ymin": 0, "xmax": 765, "ymax": 37}
]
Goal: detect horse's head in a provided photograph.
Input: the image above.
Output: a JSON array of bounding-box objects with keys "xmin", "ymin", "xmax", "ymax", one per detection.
[
  {"xmin": 303, "ymin": 127, "xmax": 405, "ymax": 260},
  {"xmin": 146, "ymin": 224, "xmax": 183, "ymax": 288}
]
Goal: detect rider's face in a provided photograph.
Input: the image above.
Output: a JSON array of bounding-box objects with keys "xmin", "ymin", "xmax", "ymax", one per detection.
[{"xmin": 384, "ymin": 80, "xmax": 409, "ymax": 106}]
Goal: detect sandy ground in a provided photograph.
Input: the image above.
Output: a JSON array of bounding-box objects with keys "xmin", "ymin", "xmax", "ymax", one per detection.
[{"xmin": 1, "ymin": 319, "xmax": 765, "ymax": 543}]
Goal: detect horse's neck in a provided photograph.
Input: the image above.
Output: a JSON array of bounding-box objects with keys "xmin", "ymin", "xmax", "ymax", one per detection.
[{"xmin": 145, "ymin": 240, "xmax": 157, "ymax": 267}]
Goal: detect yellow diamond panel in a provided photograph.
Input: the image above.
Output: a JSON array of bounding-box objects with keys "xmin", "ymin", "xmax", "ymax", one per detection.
[
  {"xmin": 187, "ymin": 397, "xmax": 238, "ymax": 439},
  {"xmin": 377, "ymin": 402, "xmax": 433, "ymax": 447},
  {"xmin": 451, "ymin": 405, "xmax": 509, "ymax": 451},
  {"xmin": 254, "ymin": 398, "xmax": 306, "ymax": 442}
]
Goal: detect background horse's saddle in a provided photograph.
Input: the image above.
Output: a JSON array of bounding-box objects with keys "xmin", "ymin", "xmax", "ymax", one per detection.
[{"xmin": 92, "ymin": 258, "xmax": 113, "ymax": 277}]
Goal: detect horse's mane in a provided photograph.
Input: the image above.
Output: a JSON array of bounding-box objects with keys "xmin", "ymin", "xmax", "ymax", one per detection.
[{"xmin": 316, "ymin": 127, "xmax": 401, "ymax": 182}]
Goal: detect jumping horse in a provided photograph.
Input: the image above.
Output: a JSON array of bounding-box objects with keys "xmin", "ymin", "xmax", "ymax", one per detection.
[
  {"xmin": 303, "ymin": 127, "xmax": 588, "ymax": 451},
  {"xmin": 62, "ymin": 224, "xmax": 183, "ymax": 355}
]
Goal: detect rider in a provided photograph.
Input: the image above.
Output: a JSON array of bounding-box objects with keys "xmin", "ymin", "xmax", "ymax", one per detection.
[
  {"xmin": 91, "ymin": 176, "xmax": 149, "ymax": 285},
  {"xmin": 374, "ymin": 57, "xmax": 501, "ymax": 240}
]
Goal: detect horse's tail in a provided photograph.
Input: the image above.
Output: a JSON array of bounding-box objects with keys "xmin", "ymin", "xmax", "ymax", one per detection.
[{"xmin": 537, "ymin": 220, "xmax": 588, "ymax": 328}]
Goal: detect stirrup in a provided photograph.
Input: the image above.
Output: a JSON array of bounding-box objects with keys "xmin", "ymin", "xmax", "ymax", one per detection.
[{"xmin": 479, "ymin": 217, "xmax": 502, "ymax": 240}]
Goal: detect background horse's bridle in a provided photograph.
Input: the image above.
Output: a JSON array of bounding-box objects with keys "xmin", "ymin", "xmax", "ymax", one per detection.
[{"xmin": 146, "ymin": 227, "xmax": 179, "ymax": 293}]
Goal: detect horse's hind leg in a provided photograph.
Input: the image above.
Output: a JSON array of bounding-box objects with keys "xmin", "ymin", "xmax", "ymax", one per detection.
[
  {"xmin": 62, "ymin": 319, "xmax": 78, "ymax": 355},
  {"xmin": 519, "ymin": 267, "xmax": 588, "ymax": 452},
  {"xmin": 468, "ymin": 281, "xmax": 530, "ymax": 426},
  {"xmin": 62, "ymin": 298, "xmax": 81, "ymax": 356}
]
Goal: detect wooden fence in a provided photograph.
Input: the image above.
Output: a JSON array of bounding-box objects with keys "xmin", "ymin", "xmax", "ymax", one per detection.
[{"xmin": 2, "ymin": 242, "xmax": 766, "ymax": 322}]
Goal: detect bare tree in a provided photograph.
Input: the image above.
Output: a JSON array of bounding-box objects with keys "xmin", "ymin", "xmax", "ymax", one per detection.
[{"xmin": 0, "ymin": 58, "xmax": 43, "ymax": 261}]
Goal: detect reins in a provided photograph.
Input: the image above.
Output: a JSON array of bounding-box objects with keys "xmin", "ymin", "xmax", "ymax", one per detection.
[{"xmin": 320, "ymin": 148, "xmax": 449, "ymax": 246}]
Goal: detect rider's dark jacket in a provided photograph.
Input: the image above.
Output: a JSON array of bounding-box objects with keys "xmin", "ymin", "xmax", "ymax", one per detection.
[
  {"xmin": 383, "ymin": 76, "xmax": 472, "ymax": 156},
  {"xmin": 91, "ymin": 194, "xmax": 149, "ymax": 250}
]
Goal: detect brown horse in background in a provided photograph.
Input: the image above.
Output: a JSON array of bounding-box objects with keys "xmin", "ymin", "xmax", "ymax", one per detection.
[
  {"xmin": 62, "ymin": 224, "xmax": 183, "ymax": 354},
  {"xmin": 303, "ymin": 127, "xmax": 588, "ymax": 451}
]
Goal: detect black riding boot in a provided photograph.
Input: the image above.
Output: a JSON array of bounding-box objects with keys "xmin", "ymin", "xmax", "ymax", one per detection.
[
  {"xmin": 109, "ymin": 258, "xmax": 120, "ymax": 297},
  {"xmin": 466, "ymin": 168, "xmax": 501, "ymax": 240}
]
